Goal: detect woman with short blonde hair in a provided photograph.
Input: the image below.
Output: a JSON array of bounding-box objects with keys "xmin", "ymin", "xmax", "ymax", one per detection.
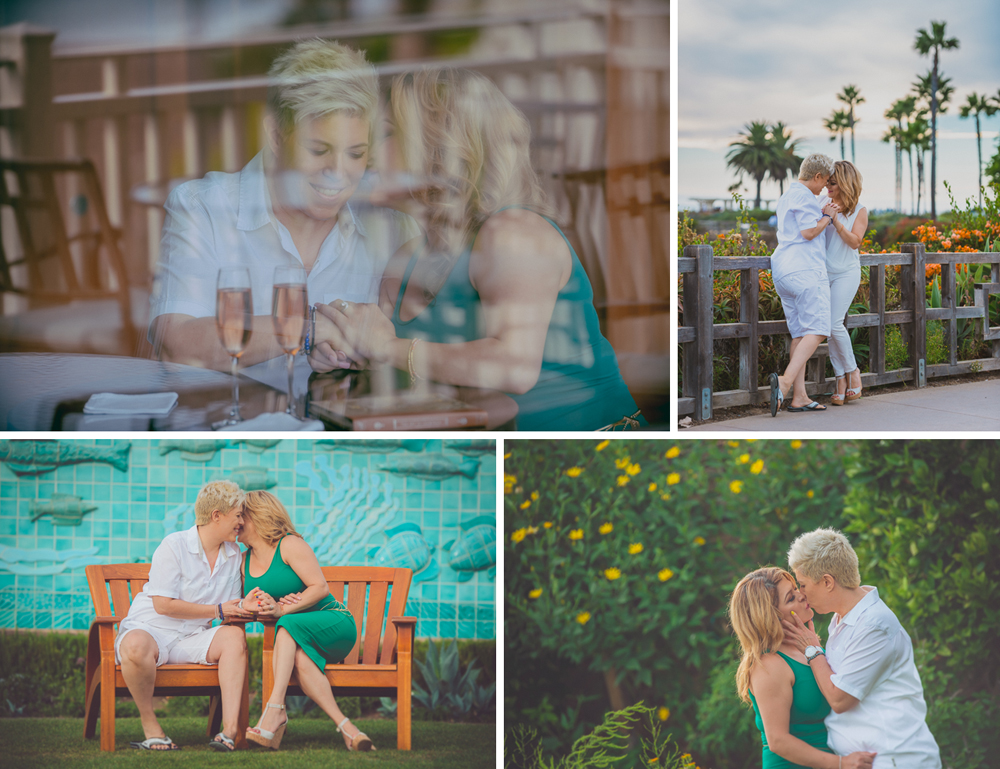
[
  {"xmin": 786, "ymin": 527, "xmax": 861, "ymax": 588},
  {"xmin": 821, "ymin": 161, "xmax": 867, "ymax": 406},
  {"xmin": 729, "ymin": 567, "xmax": 875, "ymax": 769},
  {"xmin": 311, "ymin": 68, "xmax": 642, "ymax": 430},
  {"xmin": 239, "ymin": 491, "xmax": 372, "ymax": 752}
]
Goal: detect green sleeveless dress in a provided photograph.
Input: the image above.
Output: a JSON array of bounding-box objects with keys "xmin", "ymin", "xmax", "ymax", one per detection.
[
  {"xmin": 244, "ymin": 536, "xmax": 356, "ymax": 672},
  {"xmin": 748, "ymin": 651, "xmax": 833, "ymax": 769},
  {"xmin": 390, "ymin": 210, "xmax": 644, "ymax": 431}
]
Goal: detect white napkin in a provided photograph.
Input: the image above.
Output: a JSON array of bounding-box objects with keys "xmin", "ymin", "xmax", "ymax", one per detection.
[
  {"xmin": 84, "ymin": 392, "xmax": 179, "ymax": 416},
  {"xmin": 218, "ymin": 412, "xmax": 324, "ymax": 431}
]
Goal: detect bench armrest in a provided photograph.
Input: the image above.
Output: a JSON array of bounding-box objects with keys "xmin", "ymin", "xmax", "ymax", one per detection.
[
  {"xmin": 92, "ymin": 615, "xmax": 125, "ymax": 624},
  {"xmin": 390, "ymin": 616, "xmax": 417, "ymax": 627}
]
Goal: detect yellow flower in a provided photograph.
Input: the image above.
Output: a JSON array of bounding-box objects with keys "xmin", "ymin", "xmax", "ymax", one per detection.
[
  {"xmin": 604, "ymin": 567, "xmax": 621, "ymax": 581},
  {"xmin": 565, "ymin": 467, "xmax": 583, "ymax": 477},
  {"xmin": 628, "ymin": 543, "xmax": 644, "ymax": 555},
  {"xmin": 503, "ymin": 451, "xmax": 512, "ymax": 459},
  {"xmin": 648, "ymin": 482, "xmax": 657, "ymax": 492},
  {"xmin": 750, "ymin": 459, "xmax": 764, "ymax": 475},
  {"xmin": 666, "ymin": 472, "xmax": 681, "ymax": 486},
  {"xmin": 729, "ymin": 479, "xmax": 744, "ymax": 494},
  {"xmin": 694, "ymin": 536, "xmax": 706, "ymax": 546},
  {"xmin": 791, "ymin": 440, "xmax": 803, "ymax": 449},
  {"xmin": 520, "ymin": 499, "xmax": 532, "ymax": 509},
  {"xmin": 746, "ymin": 439, "xmax": 757, "ymax": 442},
  {"xmin": 660, "ymin": 492, "xmax": 671, "ymax": 501},
  {"xmin": 658, "ymin": 706, "xmax": 670, "ymax": 721},
  {"xmin": 528, "ymin": 588, "xmax": 543, "ymax": 599},
  {"xmin": 596, "ymin": 439, "xmax": 610, "ymax": 451},
  {"xmin": 727, "ymin": 441, "xmax": 739, "ymax": 447},
  {"xmin": 511, "ymin": 528, "xmax": 527, "ymax": 543},
  {"xmin": 543, "ymin": 521, "xmax": 553, "ymax": 529},
  {"xmin": 531, "ymin": 491, "xmax": 539, "ymax": 501},
  {"xmin": 658, "ymin": 568, "xmax": 674, "ymax": 581},
  {"xmin": 615, "ymin": 456, "xmax": 631, "ymax": 469},
  {"xmin": 617, "ymin": 475, "xmax": 630, "ymax": 486},
  {"xmin": 504, "ymin": 473, "xmax": 517, "ymax": 493},
  {"xmin": 569, "ymin": 529, "xmax": 584, "ymax": 540},
  {"xmin": 599, "ymin": 522, "xmax": 613, "ymax": 535},
  {"xmin": 738, "ymin": 453, "xmax": 750, "ymax": 464},
  {"xmin": 627, "ymin": 463, "xmax": 641, "ymax": 476},
  {"xmin": 807, "ymin": 490, "xmax": 815, "ymax": 498},
  {"xmin": 526, "ymin": 526, "xmax": 539, "ymax": 535},
  {"xmin": 576, "ymin": 611, "xmax": 591, "ymax": 625},
  {"xmin": 665, "ymin": 446, "xmax": 680, "ymax": 459}
]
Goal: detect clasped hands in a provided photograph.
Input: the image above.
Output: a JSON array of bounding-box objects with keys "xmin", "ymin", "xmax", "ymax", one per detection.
[
  {"xmin": 239, "ymin": 587, "xmax": 305, "ymax": 619},
  {"xmin": 307, "ymin": 299, "xmax": 397, "ymax": 374},
  {"xmin": 822, "ymin": 201, "xmax": 841, "ymax": 220}
]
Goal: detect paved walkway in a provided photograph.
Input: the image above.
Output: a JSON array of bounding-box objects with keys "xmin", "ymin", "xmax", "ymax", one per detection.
[{"xmin": 684, "ymin": 379, "xmax": 1000, "ymax": 432}]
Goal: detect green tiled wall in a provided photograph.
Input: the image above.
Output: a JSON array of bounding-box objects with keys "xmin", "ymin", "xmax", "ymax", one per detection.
[{"xmin": 0, "ymin": 439, "xmax": 496, "ymax": 639}]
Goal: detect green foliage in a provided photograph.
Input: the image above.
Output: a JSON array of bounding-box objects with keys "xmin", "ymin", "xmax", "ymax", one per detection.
[
  {"xmin": 412, "ymin": 639, "xmax": 495, "ymax": 720},
  {"xmin": 687, "ymin": 648, "xmax": 758, "ymax": 769},
  {"xmin": 843, "ymin": 441, "xmax": 1000, "ymax": 769},
  {"xmin": 505, "ymin": 439, "xmax": 852, "ymax": 755},
  {"xmin": 505, "ymin": 703, "xmax": 692, "ymax": 769},
  {"xmin": 0, "ymin": 632, "xmax": 495, "ymax": 722}
]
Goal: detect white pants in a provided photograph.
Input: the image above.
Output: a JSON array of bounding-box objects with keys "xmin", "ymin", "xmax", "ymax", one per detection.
[{"xmin": 828, "ymin": 266, "xmax": 861, "ymax": 376}]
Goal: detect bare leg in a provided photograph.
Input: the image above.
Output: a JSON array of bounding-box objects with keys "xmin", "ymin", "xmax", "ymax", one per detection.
[
  {"xmin": 778, "ymin": 334, "xmax": 826, "ymax": 407},
  {"xmin": 256, "ymin": 627, "xmax": 296, "ymax": 734},
  {"xmin": 205, "ymin": 625, "xmax": 247, "ymax": 739},
  {"xmin": 292, "ymin": 647, "xmax": 371, "ymax": 749},
  {"xmin": 118, "ymin": 630, "xmax": 170, "ymax": 749}
]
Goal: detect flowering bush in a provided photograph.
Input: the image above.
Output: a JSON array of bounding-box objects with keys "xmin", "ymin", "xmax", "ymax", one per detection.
[{"xmin": 505, "ymin": 439, "xmax": 852, "ymax": 764}]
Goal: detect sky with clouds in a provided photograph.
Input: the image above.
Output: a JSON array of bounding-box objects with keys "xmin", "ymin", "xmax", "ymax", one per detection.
[{"xmin": 678, "ymin": 0, "xmax": 1000, "ymax": 211}]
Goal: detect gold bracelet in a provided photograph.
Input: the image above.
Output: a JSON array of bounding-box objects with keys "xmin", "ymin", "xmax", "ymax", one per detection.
[{"xmin": 407, "ymin": 338, "xmax": 421, "ymax": 385}]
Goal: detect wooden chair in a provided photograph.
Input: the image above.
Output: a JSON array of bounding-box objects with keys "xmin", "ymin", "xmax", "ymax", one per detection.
[
  {"xmin": 0, "ymin": 159, "xmax": 142, "ymax": 356},
  {"xmin": 83, "ymin": 563, "xmax": 250, "ymax": 752},
  {"xmin": 259, "ymin": 566, "xmax": 417, "ymax": 750}
]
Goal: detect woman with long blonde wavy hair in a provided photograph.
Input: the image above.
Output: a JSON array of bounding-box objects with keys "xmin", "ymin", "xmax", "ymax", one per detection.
[
  {"xmin": 309, "ymin": 68, "xmax": 642, "ymax": 430},
  {"xmin": 728, "ymin": 567, "xmax": 874, "ymax": 769}
]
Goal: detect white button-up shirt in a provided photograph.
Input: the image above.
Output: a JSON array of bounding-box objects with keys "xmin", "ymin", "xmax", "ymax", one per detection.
[
  {"xmin": 118, "ymin": 526, "xmax": 243, "ymax": 641},
  {"xmin": 825, "ymin": 586, "xmax": 942, "ymax": 768},
  {"xmin": 770, "ymin": 181, "xmax": 828, "ymax": 283},
  {"xmin": 150, "ymin": 151, "xmax": 417, "ymax": 323}
]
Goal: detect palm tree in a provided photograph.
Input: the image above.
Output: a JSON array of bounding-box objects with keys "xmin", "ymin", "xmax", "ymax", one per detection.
[
  {"xmin": 914, "ymin": 20, "xmax": 960, "ymax": 219},
  {"xmin": 767, "ymin": 122, "xmax": 804, "ymax": 195},
  {"xmin": 837, "ymin": 85, "xmax": 865, "ymax": 163},
  {"xmin": 823, "ymin": 109, "xmax": 851, "ymax": 160},
  {"xmin": 959, "ymin": 92, "xmax": 998, "ymax": 207},
  {"xmin": 907, "ymin": 116, "xmax": 932, "ymax": 215},
  {"xmin": 726, "ymin": 121, "xmax": 774, "ymax": 209},
  {"xmin": 883, "ymin": 98, "xmax": 914, "ymax": 212}
]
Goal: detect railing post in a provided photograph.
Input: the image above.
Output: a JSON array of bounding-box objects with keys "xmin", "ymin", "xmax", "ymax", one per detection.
[
  {"xmin": 901, "ymin": 243, "xmax": 927, "ymax": 386},
  {"xmin": 739, "ymin": 265, "xmax": 759, "ymax": 401},
  {"xmin": 0, "ymin": 24, "xmax": 56, "ymax": 159},
  {"xmin": 682, "ymin": 244, "xmax": 713, "ymax": 420}
]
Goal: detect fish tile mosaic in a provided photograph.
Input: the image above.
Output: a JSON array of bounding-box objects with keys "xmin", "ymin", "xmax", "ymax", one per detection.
[{"xmin": 0, "ymin": 439, "xmax": 496, "ymax": 639}]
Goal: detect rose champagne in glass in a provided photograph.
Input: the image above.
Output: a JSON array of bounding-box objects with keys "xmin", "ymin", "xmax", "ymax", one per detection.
[
  {"xmin": 272, "ymin": 266, "xmax": 308, "ymax": 417},
  {"xmin": 215, "ymin": 266, "xmax": 253, "ymax": 426}
]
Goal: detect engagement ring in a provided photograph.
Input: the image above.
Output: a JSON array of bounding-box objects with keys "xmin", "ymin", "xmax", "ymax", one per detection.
[{"xmin": 338, "ymin": 300, "xmax": 348, "ymax": 310}]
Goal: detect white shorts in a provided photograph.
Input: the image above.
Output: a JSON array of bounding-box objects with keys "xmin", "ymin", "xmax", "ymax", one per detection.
[
  {"xmin": 115, "ymin": 624, "xmax": 223, "ymax": 667},
  {"xmin": 775, "ymin": 270, "xmax": 831, "ymax": 338}
]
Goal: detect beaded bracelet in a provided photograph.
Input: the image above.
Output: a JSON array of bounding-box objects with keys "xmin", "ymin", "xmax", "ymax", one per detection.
[
  {"xmin": 217, "ymin": 603, "xmax": 224, "ymax": 621},
  {"xmin": 304, "ymin": 305, "xmax": 316, "ymax": 354}
]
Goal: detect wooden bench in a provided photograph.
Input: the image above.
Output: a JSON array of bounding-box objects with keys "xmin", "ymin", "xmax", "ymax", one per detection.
[
  {"xmin": 83, "ymin": 563, "xmax": 251, "ymax": 751},
  {"xmin": 258, "ymin": 566, "xmax": 417, "ymax": 750}
]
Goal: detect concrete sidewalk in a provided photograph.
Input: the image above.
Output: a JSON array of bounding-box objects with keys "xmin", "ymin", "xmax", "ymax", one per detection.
[{"xmin": 684, "ymin": 379, "xmax": 1000, "ymax": 432}]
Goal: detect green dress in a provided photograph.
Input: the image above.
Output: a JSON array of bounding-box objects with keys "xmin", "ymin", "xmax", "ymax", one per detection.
[
  {"xmin": 748, "ymin": 651, "xmax": 833, "ymax": 769},
  {"xmin": 244, "ymin": 536, "xmax": 356, "ymax": 671}
]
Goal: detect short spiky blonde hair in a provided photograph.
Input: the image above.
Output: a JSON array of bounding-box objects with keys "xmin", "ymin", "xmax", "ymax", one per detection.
[
  {"xmin": 787, "ymin": 527, "xmax": 861, "ymax": 588},
  {"xmin": 267, "ymin": 39, "xmax": 378, "ymax": 150},
  {"xmin": 195, "ymin": 480, "xmax": 245, "ymax": 526},
  {"xmin": 241, "ymin": 491, "xmax": 302, "ymax": 547},
  {"xmin": 798, "ymin": 153, "xmax": 835, "ymax": 181}
]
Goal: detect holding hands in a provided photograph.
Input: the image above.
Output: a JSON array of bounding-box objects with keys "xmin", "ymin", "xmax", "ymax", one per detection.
[
  {"xmin": 242, "ymin": 587, "xmax": 304, "ymax": 618},
  {"xmin": 822, "ymin": 201, "xmax": 840, "ymax": 219},
  {"xmin": 317, "ymin": 300, "xmax": 397, "ymax": 365}
]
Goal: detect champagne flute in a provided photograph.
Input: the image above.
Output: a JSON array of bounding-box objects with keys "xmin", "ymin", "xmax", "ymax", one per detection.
[
  {"xmin": 215, "ymin": 266, "xmax": 253, "ymax": 427},
  {"xmin": 272, "ymin": 266, "xmax": 308, "ymax": 417}
]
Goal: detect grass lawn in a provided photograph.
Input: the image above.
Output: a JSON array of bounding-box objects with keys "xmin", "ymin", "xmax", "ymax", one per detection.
[{"xmin": 0, "ymin": 717, "xmax": 495, "ymax": 769}]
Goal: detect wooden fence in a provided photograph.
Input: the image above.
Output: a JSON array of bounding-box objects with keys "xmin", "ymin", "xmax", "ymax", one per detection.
[{"xmin": 678, "ymin": 243, "xmax": 1000, "ymax": 420}]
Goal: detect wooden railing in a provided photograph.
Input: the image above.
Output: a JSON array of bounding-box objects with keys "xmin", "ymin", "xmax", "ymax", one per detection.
[{"xmin": 678, "ymin": 243, "xmax": 1000, "ymax": 420}]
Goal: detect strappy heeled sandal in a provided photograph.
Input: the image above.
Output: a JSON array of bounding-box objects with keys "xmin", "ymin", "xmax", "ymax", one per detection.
[
  {"xmin": 830, "ymin": 375, "xmax": 846, "ymax": 406},
  {"xmin": 337, "ymin": 716, "xmax": 375, "ymax": 751},
  {"xmin": 247, "ymin": 702, "xmax": 287, "ymax": 750},
  {"xmin": 845, "ymin": 368, "xmax": 863, "ymax": 402}
]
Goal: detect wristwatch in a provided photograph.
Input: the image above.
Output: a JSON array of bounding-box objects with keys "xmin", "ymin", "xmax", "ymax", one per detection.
[{"xmin": 804, "ymin": 645, "xmax": 826, "ymax": 663}]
